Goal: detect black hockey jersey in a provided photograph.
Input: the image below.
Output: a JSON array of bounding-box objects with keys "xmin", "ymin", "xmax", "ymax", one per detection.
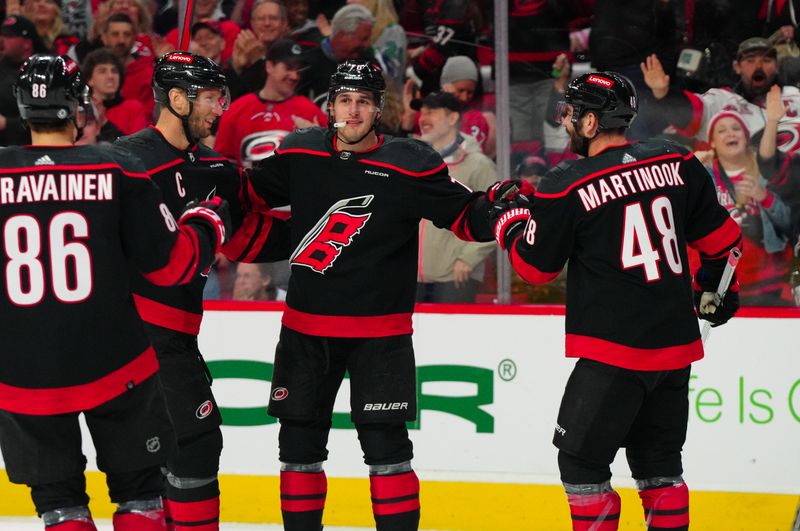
[
  {"xmin": 0, "ymin": 144, "xmax": 218, "ymax": 415},
  {"xmin": 116, "ymin": 126, "xmax": 288, "ymax": 335},
  {"xmin": 246, "ymin": 127, "xmax": 494, "ymax": 337},
  {"xmin": 509, "ymin": 140, "xmax": 742, "ymax": 370}
]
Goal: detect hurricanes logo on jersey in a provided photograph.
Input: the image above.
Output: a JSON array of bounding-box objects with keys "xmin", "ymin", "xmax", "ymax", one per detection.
[{"xmin": 291, "ymin": 195, "xmax": 373, "ymax": 273}]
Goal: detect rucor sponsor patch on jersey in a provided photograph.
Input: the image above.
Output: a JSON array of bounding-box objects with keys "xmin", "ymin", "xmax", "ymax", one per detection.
[{"xmin": 290, "ymin": 195, "xmax": 374, "ymax": 273}]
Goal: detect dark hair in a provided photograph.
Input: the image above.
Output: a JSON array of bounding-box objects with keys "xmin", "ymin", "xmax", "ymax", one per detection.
[
  {"xmin": 81, "ymin": 47, "xmax": 126, "ymax": 89},
  {"xmin": 105, "ymin": 12, "xmax": 134, "ymax": 29}
]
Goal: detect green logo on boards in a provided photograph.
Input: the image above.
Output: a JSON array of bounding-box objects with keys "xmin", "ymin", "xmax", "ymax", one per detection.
[{"xmin": 207, "ymin": 360, "xmax": 495, "ymax": 432}]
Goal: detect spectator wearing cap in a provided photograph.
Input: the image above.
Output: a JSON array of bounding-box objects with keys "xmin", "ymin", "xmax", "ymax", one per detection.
[
  {"xmin": 100, "ymin": 13, "xmax": 155, "ymax": 120},
  {"xmin": 216, "ymin": 38, "xmax": 326, "ymax": 166},
  {"xmin": 643, "ymin": 36, "xmax": 800, "ymax": 153},
  {"xmin": 230, "ymin": 0, "xmax": 290, "ymax": 95},
  {"xmin": 164, "ymin": 0, "xmax": 241, "ymax": 64},
  {"xmin": 297, "ymin": 4, "xmax": 376, "ymax": 106},
  {"xmin": 414, "ymin": 91, "xmax": 497, "ymax": 304},
  {"xmin": 0, "ymin": 15, "xmax": 47, "ymax": 146},
  {"xmin": 400, "ymin": 56, "xmax": 492, "ymax": 156},
  {"xmin": 82, "ymin": 47, "xmax": 149, "ymax": 135}
]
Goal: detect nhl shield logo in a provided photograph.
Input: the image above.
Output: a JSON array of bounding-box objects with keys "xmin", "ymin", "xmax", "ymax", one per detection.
[
  {"xmin": 339, "ymin": 151, "xmax": 352, "ymax": 160},
  {"xmin": 146, "ymin": 436, "xmax": 161, "ymax": 453}
]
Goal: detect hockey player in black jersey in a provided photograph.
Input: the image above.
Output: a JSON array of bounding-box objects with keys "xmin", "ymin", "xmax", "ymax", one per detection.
[
  {"xmin": 0, "ymin": 55, "xmax": 229, "ymax": 531},
  {"xmin": 115, "ymin": 51, "xmax": 288, "ymax": 531},
  {"xmin": 241, "ymin": 60, "xmax": 498, "ymax": 531},
  {"xmin": 493, "ymin": 72, "xmax": 743, "ymax": 531}
]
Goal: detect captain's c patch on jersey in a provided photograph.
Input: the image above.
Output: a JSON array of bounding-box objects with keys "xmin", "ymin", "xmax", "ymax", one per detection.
[{"xmin": 291, "ymin": 195, "xmax": 374, "ymax": 273}]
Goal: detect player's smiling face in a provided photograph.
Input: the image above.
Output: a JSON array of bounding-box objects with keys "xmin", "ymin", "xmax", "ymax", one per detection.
[
  {"xmin": 332, "ymin": 90, "xmax": 379, "ymax": 142},
  {"xmin": 189, "ymin": 87, "xmax": 226, "ymax": 139}
]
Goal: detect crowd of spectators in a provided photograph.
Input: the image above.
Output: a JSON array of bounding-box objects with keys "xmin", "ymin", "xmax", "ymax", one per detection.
[{"xmin": 1, "ymin": 0, "xmax": 799, "ymax": 306}]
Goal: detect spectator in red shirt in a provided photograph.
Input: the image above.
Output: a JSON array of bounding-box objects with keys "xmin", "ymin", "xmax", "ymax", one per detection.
[
  {"xmin": 216, "ymin": 38, "xmax": 326, "ymax": 166},
  {"xmin": 82, "ymin": 47, "xmax": 149, "ymax": 135},
  {"xmin": 100, "ymin": 13, "xmax": 154, "ymax": 120}
]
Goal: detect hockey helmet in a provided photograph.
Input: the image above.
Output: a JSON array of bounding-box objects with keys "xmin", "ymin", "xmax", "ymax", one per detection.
[
  {"xmin": 562, "ymin": 72, "xmax": 638, "ymax": 130},
  {"xmin": 152, "ymin": 51, "xmax": 230, "ymax": 109},
  {"xmin": 327, "ymin": 60, "xmax": 386, "ymax": 110},
  {"xmin": 14, "ymin": 54, "xmax": 90, "ymax": 124}
]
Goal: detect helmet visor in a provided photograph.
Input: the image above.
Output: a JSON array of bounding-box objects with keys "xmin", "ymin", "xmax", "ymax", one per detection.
[
  {"xmin": 191, "ymin": 85, "xmax": 231, "ymax": 111},
  {"xmin": 554, "ymin": 101, "xmax": 571, "ymax": 125}
]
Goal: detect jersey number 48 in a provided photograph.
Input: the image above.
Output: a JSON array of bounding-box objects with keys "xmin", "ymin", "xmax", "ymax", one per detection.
[{"xmin": 621, "ymin": 197, "xmax": 682, "ymax": 282}]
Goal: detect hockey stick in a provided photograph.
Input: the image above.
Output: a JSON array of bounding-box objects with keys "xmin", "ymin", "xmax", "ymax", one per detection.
[
  {"xmin": 177, "ymin": 0, "xmax": 196, "ymax": 51},
  {"xmin": 700, "ymin": 247, "xmax": 742, "ymax": 344},
  {"xmin": 793, "ymin": 498, "xmax": 800, "ymax": 531}
]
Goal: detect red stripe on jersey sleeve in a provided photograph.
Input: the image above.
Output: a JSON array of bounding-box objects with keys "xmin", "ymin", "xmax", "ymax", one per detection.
[
  {"xmin": 674, "ymin": 90, "xmax": 704, "ymax": 138},
  {"xmin": 359, "ymin": 159, "xmax": 447, "ymax": 178},
  {"xmin": 566, "ymin": 334, "xmax": 704, "ymax": 371},
  {"xmin": 223, "ymin": 212, "xmax": 262, "ymax": 261},
  {"xmin": 243, "ymin": 214, "xmax": 273, "ymax": 262},
  {"xmin": 133, "ymin": 294, "xmax": 203, "ymax": 335},
  {"xmin": 0, "ymin": 347, "xmax": 159, "ymax": 415},
  {"xmin": 449, "ymin": 203, "xmax": 473, "ymax": 241},
  {"xmin": 142, "ymin": 227, "xmax": 200, "ymax": 286},
  {"xmin": 688, "ymin": 217, "xmax": 742, "ymax": 259},
  {"xmin": 146, "ymin": 158, "xmax": 183, "ymax": 176},
  {"xmin": 509, "ymin": 238, "xmax": 560, "ymax": 284},
  {"xmin": 282, "ymin": 307, "xmax": 413, "ymax": 337},
  {"xmin": 276, "ymin": 147, "xmax": 332, "ymax": 157}
]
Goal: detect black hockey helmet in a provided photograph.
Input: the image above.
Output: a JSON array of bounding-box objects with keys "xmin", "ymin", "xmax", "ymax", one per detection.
[
  {"xmin": 14, "ymin": 54, "xmax": 90, "ymax": 124},
  {"xmin": 327, "ymin": 60, "xmax": 386, "ymax": 110},
  {"xmin": 563, "ymin": 71, "xmax": 638, "ymax": 130},
  {"xmin": 152, "ymin": 51, "xmax": 230, "ymax": 109}
]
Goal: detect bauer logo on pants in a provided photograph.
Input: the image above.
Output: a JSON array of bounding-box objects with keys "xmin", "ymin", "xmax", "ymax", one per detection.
[{"xmin": 196, "ymin": 400, "xmax": 214, "ymax": 419}]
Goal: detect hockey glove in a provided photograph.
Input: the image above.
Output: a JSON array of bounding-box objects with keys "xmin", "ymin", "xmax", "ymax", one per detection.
[
  {"xmin": 487, "ymin": 179, "xmax": 536, "ymax": 203},
  {"xmin": 179, "ymin": 196, "xmax": 232, "ymax": 253},
  {"xmin": 693, "ymin": 267, "xmax": 740, "ymax": 327},
  {"xmin": 493, "ymin": 205, "xmax": 531, "ymax": 251}
]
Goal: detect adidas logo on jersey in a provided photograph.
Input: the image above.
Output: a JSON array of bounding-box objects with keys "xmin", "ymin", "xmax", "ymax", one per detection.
[
  {"xmin": 622, "ymin": 153, "xmax": 637, "ymax": 164},
  {"xmin": 35, "ymin": 155, "xmax": 55, "ymax": 166}
]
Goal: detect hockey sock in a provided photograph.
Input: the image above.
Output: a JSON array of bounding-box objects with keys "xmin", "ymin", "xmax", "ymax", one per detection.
[
  {"xmin": 637, "ymin": 478, "xmax": 689, "ymax": 530},
  {"xmin": 112, "ymin": 498, "xmax": 165, "ymax": 531},
  {"xmin": 280, "ymin": 467, "xmax": 327, "ymax": 531},
  {"xmin": 564, "ymin": 481, "xmax": 621, "ymax": 531},
  {"xmin": 163, "ymin": 498, "xmax": 174, "ymax": 531},
  {"xmin": 369, "ymin": 468, "xmax": 420, "ymax": 531},
  {"xmin": 165, "ymin": 478, "xmax": 220, "ymax": 531},
  {"xmin": 165, "ymin": 496, "xmax": 219, "ymax": 531}
]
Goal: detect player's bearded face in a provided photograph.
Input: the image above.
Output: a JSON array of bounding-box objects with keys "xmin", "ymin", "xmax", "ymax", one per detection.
[
  {"xmin": 332, "ymin": 90, "xmax": 380, "ymax": 142},
  {"xmin": 564, "ymin": 107, "xmax": 591, "ymax": 157},
  {"xmin": 188, "ymin": 88, "xmax": 226, "ymax": 139}
]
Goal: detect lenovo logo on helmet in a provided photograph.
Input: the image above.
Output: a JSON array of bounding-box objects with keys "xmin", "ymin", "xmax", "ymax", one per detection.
[
  {"xmin": 167, "ymin": 53, "xmax": 193, "ymax": 64},
  {"xmin": 587, "ymin": 75, "xmax": 613, "ymax": 88}
]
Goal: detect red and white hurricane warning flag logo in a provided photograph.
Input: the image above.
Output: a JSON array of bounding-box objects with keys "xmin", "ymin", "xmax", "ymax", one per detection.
[{"xmin": 291, "ymin": 195, "xmax": 373, "ymax": 273}]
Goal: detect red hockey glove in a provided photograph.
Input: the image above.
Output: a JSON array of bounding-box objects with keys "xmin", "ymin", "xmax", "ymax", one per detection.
[
  {"xmin": 487, "ymin": 179, "xmax": 535, "ymax": 202},
  {"xmin": 179, "ymin": 196, "xmax": 231, "ymax": 253}
]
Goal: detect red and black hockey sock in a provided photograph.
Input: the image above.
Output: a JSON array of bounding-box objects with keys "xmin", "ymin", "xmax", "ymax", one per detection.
[
  {"xmin": 637, "ymin": 482, "xmax": 689, "ymax": 530},
  {"xmin": 566, "ymin": 490, "xmax": 621, "ymax": 531},
  {"xmin": 165, "ymin": 479, "xmax": 220, "ymax": 531},
  {"xmin": 369, "ymin": 471, "xmax": 420, "ymax": 531},
  {"xmin": 280, "ymin": 470, "xmax": 327, "ymax": 531}
]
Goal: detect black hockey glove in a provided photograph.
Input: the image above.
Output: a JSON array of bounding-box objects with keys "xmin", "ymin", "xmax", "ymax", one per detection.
[
  {"xmin": 693, "ymin": 266, "xmax": 740, "ymax": 327},
  {"xmin": 179, "ymin": 196, "xmax": 232, "ymax": 252}
]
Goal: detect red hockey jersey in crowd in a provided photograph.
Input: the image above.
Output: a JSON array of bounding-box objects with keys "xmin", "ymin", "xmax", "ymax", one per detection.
[{"xmin": 215, "ymin": 93, "xmax": 327, "ymax": 166}]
